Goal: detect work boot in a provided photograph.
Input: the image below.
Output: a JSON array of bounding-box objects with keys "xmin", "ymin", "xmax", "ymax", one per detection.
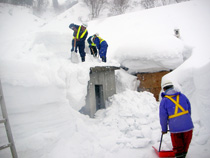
[
  {"xmin": 175, "ymin": 153, "xmax": 185, "ymax": 158},
  {"xmin": 93, "ymin": 52, "xmax": 97, "ymax": 57},
  {"xmin": 81, "ymin": 56, "xmax": 85, "ymax": 62},
  {"xmin": 101, "ymin": 56, "xmax": 106, "ymax": 62}
]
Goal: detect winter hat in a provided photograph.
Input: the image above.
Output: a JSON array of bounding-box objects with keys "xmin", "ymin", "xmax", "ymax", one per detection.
[{"xmin": 161, "ymin": 79, "xmax": 173, "ymax": 89}]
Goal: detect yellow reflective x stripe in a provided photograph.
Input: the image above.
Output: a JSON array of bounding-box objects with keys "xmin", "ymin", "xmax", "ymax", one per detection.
[
  {"xmin": 165, "ymin": 95, "xmax": 189, "ymax": 119},
  {"xmin": 174, "ymin": 95, "xmax": 180, "ymax": 114},
  {"xmin": 76, "ymin": 26, "xmax": 87, "ymax": 39},
  {"xmin": 169, "ymin": 111, "xmax": 189, "ymax": 119}
]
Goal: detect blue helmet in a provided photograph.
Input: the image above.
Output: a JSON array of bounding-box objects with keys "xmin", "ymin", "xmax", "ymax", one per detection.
[{"xmin": 69, "ymin": 23, "xmax": 75, "ymax": 29}]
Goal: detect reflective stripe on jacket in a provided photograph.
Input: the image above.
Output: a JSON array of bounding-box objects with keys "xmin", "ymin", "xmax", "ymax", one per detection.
[
  {"xmin": 165, "ymin": 95, "xmax": 189, "ymax": 119},
  {"xmin": 93, "ymin": 36, "xmax": 107, "ymax": 50},
  {"xmin": 73, "ymin": 25, "xmax": 88, "ymax": 42},
  {"xmin": 159, "ymin": 89, "xmax": 194, "ymax": 133},
  {"xmin": 87, "ymin": 36, "xmax": 96, "ymax": 46},
  {"xmin": 97, "ymin": 36, "xmax": 105, "ymax": 44},
  {"xmin": 76, "ymin": 26, "xmax": 87, "ymax": 39}
]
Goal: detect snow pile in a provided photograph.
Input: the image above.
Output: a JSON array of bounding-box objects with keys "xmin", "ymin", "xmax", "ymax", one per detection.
[
  {"xmin": 39, "ymin": 90, "xmax": 160, "ymax": 158},
  {"xmin": 96, "ymin": 90, "xmax": 159, "ymax": 148},
  {"xmin": 0, "ymin": 4, "xmax": 45, "ymax": 40},
  {"xmin": 0, "ymin": 0, "xmax": 210, "ymax": 158}
]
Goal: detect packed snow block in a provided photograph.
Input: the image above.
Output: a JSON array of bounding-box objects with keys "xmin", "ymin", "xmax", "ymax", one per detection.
[
  {"xmin": 136, "ymin": 71, "xmax": 171, "ymax": 101},
  {"xmin": 80, "ymin": 66, "xmax": 120, "ymax": 118}
]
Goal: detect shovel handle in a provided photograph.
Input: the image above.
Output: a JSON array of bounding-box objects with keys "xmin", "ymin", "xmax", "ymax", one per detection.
[
  {"xmin": 159, "ymin": 133, "xmax": 163, "ymax": 152},
  {"xmin": 74, "ymin": 37, "xmax": 76, "ymax": 48}
]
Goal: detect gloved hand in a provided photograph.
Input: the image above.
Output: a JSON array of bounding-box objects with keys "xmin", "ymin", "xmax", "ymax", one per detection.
[
  {"xmin": 162, "ymin": 131, "xmax": 167, "ymax": 134},
  {"xmin": 71, "ymin": 48, "xmax": 74, "ymax": 52}
]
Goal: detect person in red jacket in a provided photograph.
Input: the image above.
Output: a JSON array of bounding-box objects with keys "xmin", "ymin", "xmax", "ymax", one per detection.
[{"xmin": 159, "ymin": 80, "xmax": 194, "ymax": 158}]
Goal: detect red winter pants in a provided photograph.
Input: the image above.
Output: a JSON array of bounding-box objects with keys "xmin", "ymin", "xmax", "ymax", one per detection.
[{"xmin": 171, "ymin": 130, "xmax": 193, "ymax": 155}]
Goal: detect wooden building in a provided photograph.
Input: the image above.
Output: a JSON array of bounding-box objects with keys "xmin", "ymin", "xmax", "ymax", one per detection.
[{"xmin": 136, "ymin": 71, "xmax": 171, "ymax": 101}]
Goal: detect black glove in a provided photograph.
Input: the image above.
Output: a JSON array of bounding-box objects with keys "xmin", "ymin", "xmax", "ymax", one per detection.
[{"xmin": 162, "ymin": 131, "xmax": 167, "ymax": 134}]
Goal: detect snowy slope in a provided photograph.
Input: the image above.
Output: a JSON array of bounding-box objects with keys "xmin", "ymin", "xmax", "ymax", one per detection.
[{"xmin": 0, "ymin": 0, "xmax": 210, "ymax": 158}]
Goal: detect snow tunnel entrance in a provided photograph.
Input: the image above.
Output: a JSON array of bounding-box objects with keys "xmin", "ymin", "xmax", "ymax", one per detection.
[{"xmin": 95, "ymin": 85, "xmax": 105, "ymax": 110}]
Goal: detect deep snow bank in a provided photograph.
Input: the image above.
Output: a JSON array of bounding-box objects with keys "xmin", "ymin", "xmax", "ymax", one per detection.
[
  {"xmin": 87, "ymin": 3, "xmax": 194, "ymax": 73},
  {"xmin": 1, "ymin": 0, "xmax": 210, "ymax": 158}
]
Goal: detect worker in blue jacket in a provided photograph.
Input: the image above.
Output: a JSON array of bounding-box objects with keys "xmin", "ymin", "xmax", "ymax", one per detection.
[
  {"xmin": 69, "ymin": 23, "xmax": 78, "ymax": 53},
  {"xmin": 159, "ymin": 80, "xmax": 194, "ymax": 158},
  {"xmin": 92, "ymin": 33, "xmax": 108, "ymax": 62},
  {"xmin": 87, "ymin": 36, "xmax": 97, "ymax": 57},
  {"xmin": 69, "ymin": 23, "xmax": 88, "ymax": 62}
]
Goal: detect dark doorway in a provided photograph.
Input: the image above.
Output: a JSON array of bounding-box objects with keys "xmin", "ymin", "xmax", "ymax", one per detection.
[{"xmin": 95, "ymin": 85, "xmax": 105, "ymax": 110}]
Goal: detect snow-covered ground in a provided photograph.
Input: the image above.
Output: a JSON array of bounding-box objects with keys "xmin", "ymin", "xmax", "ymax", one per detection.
[{"xmin": 0, "ymin": 0, "xmax": 210, "ymax": 157}]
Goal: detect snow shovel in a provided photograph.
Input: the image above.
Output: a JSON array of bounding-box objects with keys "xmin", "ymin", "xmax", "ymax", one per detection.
[
  {"xmin": 152, "ymin": 133, "xmax": 175, "ymax": 157},
  {"xmin": 71, "ymin": 38, "xmax": 79, "ymax": 63}
]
